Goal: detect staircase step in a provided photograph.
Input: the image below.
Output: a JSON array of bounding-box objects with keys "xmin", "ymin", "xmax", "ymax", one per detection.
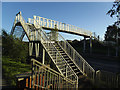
[
  {"xmin": 76, "ymin": 72, "xmax": 80, "ymax": 74},
  {"xmin": 73, "ymin": 68, "xmax": 78, "ymax": 71},
  {"xmin": 58, "ymin": 64, "xmax": 66, "ymax": 68},
  {"xmin": 71, "ymin": 65, "xmax": 76, "ymax": 68},
  {"xmin": 66, "ymin": 60, "xmax": 71, "ymax": 62},
  {"xmin": 55, "ymin": 59, "xmax": 63, "ymax": 62},
  {"xmin": 69, "ymin": 63, "xmax": 74, "ymax": 65},
  {"xmin": 60, "ymin": 52, "xmax": 66, "ymax": 55},
  {"xmin": 56, "ymin": 62, "xmax": 66, "ymax": 65},
  {"xmin": 59, "ymin": 51, "xmax": 63, "ymax": 53},
  {"xmin": 64, "ymin": 57, "xmax": 70, "ymax": 60},
  {"xmin": 49, "ymin": 53, "xmax": 56, "ymax": 56},
  {"xmin": 62, "ymin": 54, "xmax": 67, "ymax": 56}
]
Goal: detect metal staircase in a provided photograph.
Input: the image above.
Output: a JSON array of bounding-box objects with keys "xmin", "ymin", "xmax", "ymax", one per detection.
[
  {"xmin": 11, "ymin": 12, "xmax": 96, "ymax": 88},
  {"xmin": 11, "ymin": 13, "xmax": 78, "ymax": 83}
]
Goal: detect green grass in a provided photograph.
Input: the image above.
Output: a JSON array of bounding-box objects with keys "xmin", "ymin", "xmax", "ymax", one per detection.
[{"xmin": 2, "ymin": 56, "xmax": 31, "ymax": 86}]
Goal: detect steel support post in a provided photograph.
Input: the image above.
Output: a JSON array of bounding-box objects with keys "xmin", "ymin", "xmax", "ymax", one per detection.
[
  {"xmin": 90, "ymin": 36, "xmax": 92, "ymax": 55},
  {"xmin": 29, "ymin": 42, "xmax": 33, "ymax": 56},
  {"xmin": 83, "ymin": 37, "xmax": 86, "ymax": 53},
  {"xmin": 35, "ymin": 43, "xmax": 39, "ymax": 57},
  {"xmin": 42, "ymin": 48, "xmax": 45, "ymax": 64}
]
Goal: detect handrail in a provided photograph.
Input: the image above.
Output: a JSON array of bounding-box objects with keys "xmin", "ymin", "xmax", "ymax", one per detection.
[
  {"xmin": 31, "ymin": 58, "xmax": 77, "ymax": 89},
  {"xmin": 28, "ymin": 18, "xmax": 78, "ymax": 82},
  {"xmin": 37, "ymin": 26, "xmax": 78, "ymax": 82},
  {"xmin": 59, "ymin": 34, "xmax": 95, "ymax": 71},
  {"xmin": 12, "ymin": 13, "xmax": 31, "ymax": 41},
  {"xmin": 41, "ymin": 28, "xmax": 78, "ymax": 78},
  {"xmin": 57, "ymin": 33, "xmax": 95, "ymax": 79},
  {"xmin": 33, "ymin": 15, "xmax": 92, "ymax": 37},
  {"xmin": 31, "ymin": 59, "xmax": 76, "ymax": 83}
]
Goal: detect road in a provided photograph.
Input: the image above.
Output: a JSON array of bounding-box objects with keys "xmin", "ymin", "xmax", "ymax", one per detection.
[{"xmin": 85, "ymin": 57, "xmax": 120, "ymax": 73}]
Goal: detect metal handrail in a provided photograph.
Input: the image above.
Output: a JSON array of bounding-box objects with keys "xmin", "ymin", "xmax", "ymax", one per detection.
[
  {"xmin": 38, "ymin": 27, "xmax": 78, "ymax": 82},
  {"xmin": 31, "ymin": 58, "xmax": 77, "ymax": 89},
  {"xmin": 14, "ymin": 14, "xmax": 78, "ymax": 85},
  {"xmin": 33, "ymin": 15, "xmax": 95, "ymax": 79},
  {"xmin": 33, "ymin": 15, "xmax": 92, "ymax": 37},
  {"xmin": 28, "ymin": 18, "xmax": 78, "ymax": 83},
  {"xmin": 13, "ymin": 14, "xmax": 31, "ymax": 41},
  {"xmin": 57, "ymin": 33, "xmax": 95, "ymax": 79}
]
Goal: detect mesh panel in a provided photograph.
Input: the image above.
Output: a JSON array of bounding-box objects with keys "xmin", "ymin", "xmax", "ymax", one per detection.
[{"xmin": 13, "ymin": 26, "xmax": 24, "ymax": 39}]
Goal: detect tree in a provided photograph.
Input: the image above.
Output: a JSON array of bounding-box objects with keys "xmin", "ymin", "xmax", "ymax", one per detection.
[
  {"xmin": 106, "ymin": 1, "xmax": 120, "ymax": 57},
  {"xmin": 107, "ymin": 1, "xmax": 120, "ymax": 17},
  {"xmin": 2, "ymin": 29, "xmax": 28, "ymax": 63},
  {"xmin": 105, "ymin": 25, "xmax": 119, "ymax": 42}
]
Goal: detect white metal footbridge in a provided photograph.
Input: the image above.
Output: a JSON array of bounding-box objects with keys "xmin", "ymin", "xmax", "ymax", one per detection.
[{"xmin": 11, "ymin": 12, "xmax": 120, "ymax": 89}]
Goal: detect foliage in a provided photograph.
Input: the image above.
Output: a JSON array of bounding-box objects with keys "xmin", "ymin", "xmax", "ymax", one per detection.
[
  {"xmin": 107, "ymin": 1, "xmax": 120, "ymax": 17},
  {"xmin": 105, "ymin": 25, "xmax": 120, "ymax": 44},
  {"xmin": 2, "ymin": 56, "xmax": 31, "ymax": 86},
  {"xmin": 2, "ymin": 29, "xmax": 28, "ymax": 63},
  {"xmin": 2, "ymin": 29, "xmax": 30, "ymax": 86},
  {"xmin": 106, "ymin": 1, "xmax": 120, "ymax": 46}
]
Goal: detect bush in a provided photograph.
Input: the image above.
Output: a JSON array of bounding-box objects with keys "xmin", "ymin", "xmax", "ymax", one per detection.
[{"xmin": 2, "ymin": 56, "xmax": 31, "ymax": 86}]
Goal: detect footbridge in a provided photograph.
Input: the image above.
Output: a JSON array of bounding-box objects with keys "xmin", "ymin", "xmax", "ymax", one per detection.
[
  {"xmin": 32, "ymin": 15, "xmax": 92, "ymax": 38},
  {"xmin": 10, "ymin": 12, "xmax": 120, "ymax": 89}
]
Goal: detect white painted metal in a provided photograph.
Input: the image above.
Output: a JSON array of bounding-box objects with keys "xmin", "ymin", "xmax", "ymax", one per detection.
[
  {"xmin": 13, "ymin": 14, "xmax": 78, "ymax": 87},
  {"xmin": 56, "ymin": 33, "xmax": 95, "ymax": 80},
  {"xmin": 31, "ymin": 58, "xmax": 78, "ymax": 89},
  {"xmin": 33, "ymin": 16, "xmax": 92, "ymax": 37}
]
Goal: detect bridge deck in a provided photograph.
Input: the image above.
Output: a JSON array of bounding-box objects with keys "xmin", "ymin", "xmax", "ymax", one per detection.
[{"xmin": 28, "ymin": 16, "xmax": 92, "ymax": 38}]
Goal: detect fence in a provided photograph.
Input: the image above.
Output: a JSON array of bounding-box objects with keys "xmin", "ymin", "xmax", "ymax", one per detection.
[
  {"xmin": 31, "ymin": 59, "xmax": 78, "ymax": 89},
  {"xmin": 96, "ymin": 70, "xmax": 120, "ymax": 88}
]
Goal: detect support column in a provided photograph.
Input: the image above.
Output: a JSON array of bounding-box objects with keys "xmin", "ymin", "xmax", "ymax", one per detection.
[
  {"xmin": 42, "ymin": 48, "xmax": 45, "ymax": 64},
  {"xmin": 29, "ymin": 42, "xmax": 33, "ymax": 56},
  {"xmin": 83, "ymin": 37, "xmax": 86, "ymax": 53},
  {"xmin": 35, "ymin": 43, "xmax": 39, "ymax": 57},
  {"xmin": 90, "ymin": 36, "xmax": 92, "ymax": 55}
]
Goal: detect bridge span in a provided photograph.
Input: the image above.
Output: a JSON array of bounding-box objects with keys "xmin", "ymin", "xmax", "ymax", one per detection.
[{"xmin": 29, "ymin": 15, "xmax": 92, "ymax": 38}]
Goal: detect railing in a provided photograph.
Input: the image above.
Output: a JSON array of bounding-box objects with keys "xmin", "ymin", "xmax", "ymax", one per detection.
[
  {"xmin": 57, "ymin": 34, "xmax": 95, "ymax": 80},
  {"xmin": 32, "ymin": 15, "xmax": 95, "ymax": 80},
  {"xmin": 33, "ymin": 16, "xmax": 92, "ymax": 37},
  {"xmin": 28, "ymin": 18, "xmax": 78, "ymax": 83},
  {"xmin": 39, "ymin": 27, "xmax": 78, "ymax": 82},
  {"xmin": 96, "ymin": 70, "xmax": 120, "ymax": 88},
  {"xmin": 31, "ymin": 59, "xmax": 77, "ymax": 89},
  {"xmin": 12, "ymin": 13, "xmax": 32, "ymax": 41},
  {"xmin": 30, "ymin": 17, "xmax": 94, "ymax": 81}
]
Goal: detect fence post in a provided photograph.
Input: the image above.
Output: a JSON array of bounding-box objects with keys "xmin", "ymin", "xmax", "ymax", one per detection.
[
  {"xmin": 116, "ymin": 74, "xmax": 119, "ymax": 88},
  {"xmin": 31, "ymin": 59, "xmax": 35, "ymax": 89},
  {"xmin": 96, "ymin": 70, "xmax": 100, "ymax": 87}
]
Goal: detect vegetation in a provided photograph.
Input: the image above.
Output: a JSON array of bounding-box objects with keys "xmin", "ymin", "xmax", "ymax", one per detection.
[
  {"xmin": 105, "ymin": 25, "xmax": 120, "ymax": 44},
  {"xmin": 106, "ymin": 1, "xmax": 120, "ymax": 58},
  {"xmin": 2, "ymin": 56, "xmax": 31, "ymax": 86},
  {"xmin": 107, "ymin": 1, "xmax": 120, "ymax": 17},
  {"xmin": 2, "ymin": 30, "xmax": 29, "ymax": 63},
  {"xmin": 2, "ymin": 30, "xmax": 31, "ymax": 86},
  {"xmin": 68, "ymin": 39, "xmax": 120, "ymax": 60}
]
